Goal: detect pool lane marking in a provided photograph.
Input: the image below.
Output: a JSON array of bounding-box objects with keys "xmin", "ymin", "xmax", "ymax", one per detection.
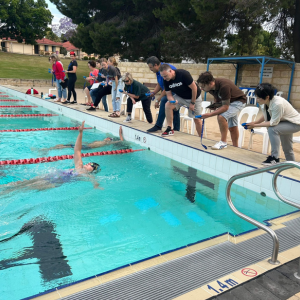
[{"xmin": 0, "ymin": 127, "xmax": 93, "ymax": 132}]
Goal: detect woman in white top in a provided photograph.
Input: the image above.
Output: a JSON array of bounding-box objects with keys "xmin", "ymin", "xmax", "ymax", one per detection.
[{"xmin": 247, "ymin": 83, "xmax": 300, "ymax": 165}]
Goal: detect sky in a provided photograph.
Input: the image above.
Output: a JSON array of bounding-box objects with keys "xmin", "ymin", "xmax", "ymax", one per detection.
[{"xmin": 45, "ymin": 0, "xmax": 65, "ymax": 24}]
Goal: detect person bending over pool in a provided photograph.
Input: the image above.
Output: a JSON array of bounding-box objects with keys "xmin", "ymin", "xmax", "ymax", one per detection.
[
  {"xmin": 37, "ymin": 126, "xmax": 124, "ymax": 153},
  {"xmin": 1, "ymin": 121, "xmax": 101, "ymax": 194}
]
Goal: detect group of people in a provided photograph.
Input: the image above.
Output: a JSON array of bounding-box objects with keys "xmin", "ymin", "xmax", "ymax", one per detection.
[{"xmin": 49, "ymin": 54, "xmax": 300, "ymax": 166}]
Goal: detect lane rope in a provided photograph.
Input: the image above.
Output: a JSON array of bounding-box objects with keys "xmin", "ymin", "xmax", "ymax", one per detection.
[
  {"xmin": 0, "ymin": 100, "xmax": 25, "ymax": 102},
  {"xmin": 0, "ymin": 149, "xmax": 146, "ymax": 165},
  {"xmin": 0, "ymin": 105, "xmax": 38, "ymax": 108},
  {"xmin": 0, "ymin": 127, "xmax": 93, "ymax": 132},
  {"xmin": 0, "ymin": 114, "xmax": 59, "ymax": 118}
]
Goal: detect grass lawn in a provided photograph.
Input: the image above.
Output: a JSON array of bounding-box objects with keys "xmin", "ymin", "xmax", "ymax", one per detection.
[{"xmin": 0, "ymin": 52, "xmax": 91, "ymax": 88}]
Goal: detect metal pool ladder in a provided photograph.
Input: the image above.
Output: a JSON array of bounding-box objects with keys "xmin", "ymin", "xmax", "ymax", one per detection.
[{"xmin": 226, "ymin": 161, "xmax": 300, "ymax": 266}]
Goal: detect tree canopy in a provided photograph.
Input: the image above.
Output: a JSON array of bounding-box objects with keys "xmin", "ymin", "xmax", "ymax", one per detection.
[
  {"xmin": 0, "ymin": 0, "xmax": 52, "ymax": 44},
  {"xmin": 50, "ymin": 0, "xmax": 300, "ymax": 62}
]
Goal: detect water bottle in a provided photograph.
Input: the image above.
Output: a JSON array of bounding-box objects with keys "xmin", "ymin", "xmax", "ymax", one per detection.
[
  {"xmin": 30, "ymin": 87, "xmax": 33, "ymax": 95},
  {"xmin": 41, "ymin": 92, "xmax": 43, "ymax": 98}
]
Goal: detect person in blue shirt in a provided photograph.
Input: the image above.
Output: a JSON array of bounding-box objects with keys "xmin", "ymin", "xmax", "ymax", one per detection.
[{"xmin": 146, "ymin": 56, "xmax": 180, "ymax": 133}]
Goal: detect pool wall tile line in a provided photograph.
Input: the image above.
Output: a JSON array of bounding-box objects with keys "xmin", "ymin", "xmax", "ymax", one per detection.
[{"xmin": 2, "ymin": 86, "xmax": 299, "ymax": 204}]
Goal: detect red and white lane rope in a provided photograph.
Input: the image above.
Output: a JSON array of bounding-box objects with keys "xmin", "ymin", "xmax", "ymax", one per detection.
[
  {"xmin": 0, "ymin": 149, "xmax": 146, "ymax": 165},
  {"xmin": 0, "ymin": 127, "xmax": 93, "ymax": 132},
  {"xmin": 0, "ymin": 114, "xmax": 59, "ymax": 118},
  {"xmin": 0, "ymin": 105, "xmax": 38, "ymax": 108}
]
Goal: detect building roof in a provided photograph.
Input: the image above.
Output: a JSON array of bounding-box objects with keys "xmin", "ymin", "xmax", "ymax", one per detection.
[
  {"xmin": 35, "ymin": 38, "xmax": 63, "ymax": 46},
  {"xmin": 62, "ymin": 41, "xmax": 79, "ymax": 51}
]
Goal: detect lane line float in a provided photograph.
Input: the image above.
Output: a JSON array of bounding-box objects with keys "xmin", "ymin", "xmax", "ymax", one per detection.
[
  {"xmin": 0, "ymin": 114, "xmax": 59, "ymax": 118},
  {"xmin": 0, "ymin": 100, "xmax": 25, "ymax": 102},
  {"xmin": 0, "ymin": 149, "xmax": 146, "ymax": 165},
  {"xmin": 0, "ymin": 105, "xmax": 38, "ymax": 108},
  {"xmin": 0, "ymin": 127, "xmax": 93, "ymax": 132}
]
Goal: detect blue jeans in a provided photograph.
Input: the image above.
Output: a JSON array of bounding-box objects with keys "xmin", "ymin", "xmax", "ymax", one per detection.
[
  {"xmin": 90, "ymin": 89, "xmax": 108, "ymax": 111},
  {"xmin": 111, "ymin": 80, "xmax": 123, "ymax": 112},
  {"xmin": 156, "ymin": 96, "xmax": 180, "ymax": 131},
  {"xmin": 56, "ymin": 79, "xmax": 67, "ymax": 99}
]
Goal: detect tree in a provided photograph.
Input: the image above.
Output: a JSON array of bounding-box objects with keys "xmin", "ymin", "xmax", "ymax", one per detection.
[
  {"xmin": 50, "ymin": 0, "xmax": 300, "ymax": 62},
  {"xmin": 52, "ymin": 17, "xmax": 77, "ymax": 40},
  {"xmin": 0, "ymin": 0, "xmax": 52, "ymax": 44},
  {"xmin": 45, "ymin": 30, "xmax": 61, "ymax": 42}
]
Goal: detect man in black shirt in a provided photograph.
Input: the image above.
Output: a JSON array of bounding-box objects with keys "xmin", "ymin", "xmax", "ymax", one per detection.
[{"xmin": 160, "ymin": 64, "xmax": 202, "ymax": 137}]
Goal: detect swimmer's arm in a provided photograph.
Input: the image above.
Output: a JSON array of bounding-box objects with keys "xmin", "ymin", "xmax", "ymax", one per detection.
[
  {"xmin": 74, "ymin": 121, "xmax": 85, "ymax": 169},
  {"xmin": 85, "ymin": 174, "xmax": 103, "ymax": 190},
  {"xmin": 119, "ymin": 126, "xmax": 124, "ymax": 141}
]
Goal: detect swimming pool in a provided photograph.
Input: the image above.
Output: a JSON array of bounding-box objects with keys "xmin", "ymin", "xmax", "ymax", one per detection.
[{"xmin": 0, "ymin": 88, "xmax": 298, "ymax": 300}]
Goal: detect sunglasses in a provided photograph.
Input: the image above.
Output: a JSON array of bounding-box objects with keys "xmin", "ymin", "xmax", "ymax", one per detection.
[
  {"xmin": 124, "ymin": 80, "xmax": 130, "ymax": 83},
  {"xmin": 257, "ymin": 84, "xmax": 264, "ymax": 91}
]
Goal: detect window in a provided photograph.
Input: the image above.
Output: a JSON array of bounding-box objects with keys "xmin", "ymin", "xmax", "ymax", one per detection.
[
  {"xmin": 45, "ymin": 45, "xmax": 48, "ymax": 51},
  {"xmin": 52, "ymin": 46, "xmax": 56, "ymax": 52}
]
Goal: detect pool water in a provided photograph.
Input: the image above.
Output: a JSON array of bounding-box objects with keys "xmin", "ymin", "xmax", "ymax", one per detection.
[{"xmin": 0, "ymin": 90, "xmax": 297, "ymax": 300}]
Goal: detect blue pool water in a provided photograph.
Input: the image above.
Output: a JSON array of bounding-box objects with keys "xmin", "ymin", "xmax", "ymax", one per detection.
[{"xmin": 0, "ymin": 90, "xmax": 297, "ymax": 300}]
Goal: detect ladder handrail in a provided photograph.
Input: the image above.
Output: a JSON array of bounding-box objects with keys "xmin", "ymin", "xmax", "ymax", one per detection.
[
  {"xmin": 226, "ymin": 161, "xmax": 300, "ymax": 265},
  {"xmin": 272, "ymin": 162, "xmax": 300, "ymax": 210}
]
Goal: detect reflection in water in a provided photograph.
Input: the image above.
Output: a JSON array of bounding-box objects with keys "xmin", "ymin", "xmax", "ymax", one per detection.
[
  {"xmin": 173, "ymin": 166, "xmax": 215, "ymax": 203},
  {"xmin": 0, "ymin": 217, "xmax": 72, "ymax": 281}
]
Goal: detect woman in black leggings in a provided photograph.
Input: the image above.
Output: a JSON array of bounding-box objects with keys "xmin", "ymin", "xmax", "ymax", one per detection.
[{"xmin": 65, "ymin": 51, "xmax": 78, "ymax": 104}]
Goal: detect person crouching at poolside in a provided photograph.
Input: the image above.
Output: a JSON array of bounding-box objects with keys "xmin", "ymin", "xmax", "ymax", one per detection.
[
  {"xmin": 245, "ymin": 83, "xmax": 300, "ymax": 165},
  {"xmin": 197, "ymin": 71, "xmax": 246, "ymax": 150},
  {"xmin": 120, "ymin": 73, "xmax": 153, "ymax": 123},
  {"xmin": 160, "ymin": 64, "xmax": 202, "ymax": 137}
]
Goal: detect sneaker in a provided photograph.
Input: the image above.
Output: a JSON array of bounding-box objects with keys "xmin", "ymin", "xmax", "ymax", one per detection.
[
  {"xmin": 211, "ymin": 141, "xmax": 227, "ymax": 150},
  {"xmin": 123, "ymin": 115, "xmax": 132, "ymax": 122},
  {"xmin": 69, "ymin": 101, "xmax": 77, "ymax": 104},
  {"xmin": 86, "ymin": 106, "xmax": 96, "ymax": 111},
  {"xmin": 161, "ymin": 127, "xmax": 174, "ymax": 137},
  {"xmin": 262, "ymin": 156, "xmax": 279, "ymax": 166},
  {"xmin": 147, "ymin": 125, "xmax": 162, "ymax": 132}
]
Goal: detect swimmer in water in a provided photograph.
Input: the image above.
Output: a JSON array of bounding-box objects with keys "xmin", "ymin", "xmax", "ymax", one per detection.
[
  {"xmin": 35, "ymin": 126, "xmax": 124, "ymax": 153},
  {"xmin": 1, "ymin": 121, "xmax": 101, "ymax": 194}
]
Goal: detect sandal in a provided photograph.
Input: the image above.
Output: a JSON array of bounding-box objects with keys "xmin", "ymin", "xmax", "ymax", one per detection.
[
  {"xmin": 109, "ymin": 113, "xmax": 120, "ymax": 118},
  {"xmin": 108, "ymin": 113, "xmax": 117, "ymax": 117}
]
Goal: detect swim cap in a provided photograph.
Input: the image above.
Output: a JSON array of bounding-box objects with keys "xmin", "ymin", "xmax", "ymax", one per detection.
[{"xmin": 90, "ymin": 162, "xmax": 100, "ymax": 172}]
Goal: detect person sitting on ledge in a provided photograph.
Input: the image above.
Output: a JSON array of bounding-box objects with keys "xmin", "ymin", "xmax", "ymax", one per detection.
[
  {"xmin": 84, "ymin": 61, "xmax": 99, "ymax": 105},
  {"xmin": 35, "ymin": 126, "xmax": 124, "ymax": 154},
  {"xmin": 245, "ymin": 83, "xmax": 300, "ymax": 165},
  {"xmin": 1, "ymin": 121, "xmax": 101, "ymax": 194},
  {"xmin": 121, "ymin": 72, "xmax": 153, "ymax": 124},
  {"xmin": 197, "ymin": 71, "xmax": 246, "ymax": 150}
]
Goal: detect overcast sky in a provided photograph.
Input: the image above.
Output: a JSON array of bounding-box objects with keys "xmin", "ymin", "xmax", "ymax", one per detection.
[{"xmin": 45, "ymin": 0, "xmax": 65, "ymax": 24}]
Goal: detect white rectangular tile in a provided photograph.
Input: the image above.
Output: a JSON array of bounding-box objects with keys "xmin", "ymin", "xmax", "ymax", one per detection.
[{"xmin": 215, "ymin": 156, "xmax": 224, "ymax": 172}]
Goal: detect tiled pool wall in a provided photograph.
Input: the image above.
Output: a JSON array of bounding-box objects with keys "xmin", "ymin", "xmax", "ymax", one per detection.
[{"xmin": 2, "ymin": 86, "xmax": 300, "ymax": 204}]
